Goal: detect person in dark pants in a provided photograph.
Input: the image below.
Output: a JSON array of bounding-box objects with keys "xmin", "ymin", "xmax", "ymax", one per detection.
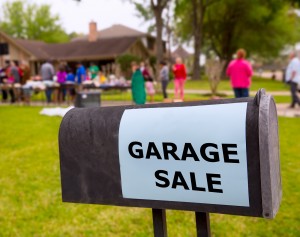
[
  {"xmin": 160, "ymin": 61, "xmax": 169, "ymax": 100},
  {"xmin": 40, "ymin": 60, "xmax": 55, "ymax": 103},
  {"xmin": 285, "ymin": 51, "xmax": 300, "ymax": 108},
  {"xmin": 0, "ymin": 64, "xmax": 9, "ymax": 102},
  {"xmin": 226, "ymin": 49, "xmax": 253, "ymax": 98}
]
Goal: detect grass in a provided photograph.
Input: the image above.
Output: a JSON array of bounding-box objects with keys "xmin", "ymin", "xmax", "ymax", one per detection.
[
  {"xmin": 24, "ymin": 76, "xmax": 289, "ymax": 104},
  {"xmin": 273, "ymin": 96, "xmax": 292, "ymax": 104},
  {"xmin": 168, "ymin": 76, "xmax": 289, "ymax": 92},
  {"xmin": 0, "ymin": 106, "xmax": 299, "ymax": 236}
]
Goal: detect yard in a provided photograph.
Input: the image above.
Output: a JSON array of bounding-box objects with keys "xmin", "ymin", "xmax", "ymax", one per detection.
[
  {"xmin": 26, "ymin": 76, "xmax": 290, "ymax": 104},
  {"xmin": 0, "ymin": 106, "xmax": 299, "ymax": 236}
]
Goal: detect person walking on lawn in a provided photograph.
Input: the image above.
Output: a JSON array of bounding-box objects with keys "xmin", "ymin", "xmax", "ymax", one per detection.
[
  {"xmin": 285, "ymin": 51, "xmax": 300, "ymax": 108},
  {"xmin": 131, "ymin": 61, "xmax": 146, "ymax": 105},
  {"xmin": 173, "ymin": 57, "xmax": 187, "ymax": 101},
  {"xmin": 226, "ymin": 49, "xmax": 253, "ymax": 98}
]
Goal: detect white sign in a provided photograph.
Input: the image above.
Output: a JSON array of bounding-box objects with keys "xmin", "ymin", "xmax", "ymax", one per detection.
[{"xmin": 118, "ymin": 103, "xmax": 249, "ymax": 207}]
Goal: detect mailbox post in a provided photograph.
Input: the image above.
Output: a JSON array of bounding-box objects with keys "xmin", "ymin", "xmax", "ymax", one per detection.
[{"xmin": 59, "ymin": 89, "xmax": 281, "ymax": 236}]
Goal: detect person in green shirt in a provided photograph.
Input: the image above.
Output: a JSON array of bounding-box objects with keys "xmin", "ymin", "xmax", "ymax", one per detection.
[
  {"xmin": 89, "ymin": 63, "xmax": 100, "ymax": 80},
  {"xmin": 131, "ymin": 61, "xmax": 146, "ymax": 105}
]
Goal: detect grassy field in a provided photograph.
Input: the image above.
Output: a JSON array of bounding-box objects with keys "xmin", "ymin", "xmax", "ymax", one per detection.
[
  {"xmin": 0, "ymin": 106, "xmax": 299, "ymax": 236},
  {"xmin": 26, "ymin": 76, "xmax": 290, "ymax": 104},
  {"xmin": 168, "ymin": 76, "xmax": 289, "ymax": 91}
]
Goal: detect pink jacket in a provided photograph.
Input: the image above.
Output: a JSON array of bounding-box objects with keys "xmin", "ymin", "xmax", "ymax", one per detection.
[{"xmin": 226, "ymin": 59, "xmax": 253, "ymax": 88}]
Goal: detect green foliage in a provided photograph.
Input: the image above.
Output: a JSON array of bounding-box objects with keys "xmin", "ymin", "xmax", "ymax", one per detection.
[
  {"xmin": 116, "ymin": 54, "xmax": 141, "ymax": 78},
  {"xmin": 175, "ymin": 0, "xmax": 300, "ymax": 60},
  {"xmin": 205, "ymin": 0, "xmax": 299, "ymax": 59},
  {"xmin": 133, "ymin": 1, "xmax": 153, "ymax": 21},
  {"xmin": 0, "ymin": 0, "xmax": 69, "ymax": 43},
  {"xmin": 174, "ymin": 0, "xmax": 194, "ymax": 42}
]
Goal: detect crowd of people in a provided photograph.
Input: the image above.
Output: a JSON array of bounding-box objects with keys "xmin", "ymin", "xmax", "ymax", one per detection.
[
  {"xmin": 0, "ymin": 60, "xmax": 129, "ymax": 104},
  {"xmin": 131, "ymin": 57, "xmax": 188, "ymax": 105},
  {"xmin": 5, "ymin": 48, "xmax": 298, "ymax": 107},
  {"xmin": 0, "ymin": 61, "xmax": 31, "ymax": 103}
]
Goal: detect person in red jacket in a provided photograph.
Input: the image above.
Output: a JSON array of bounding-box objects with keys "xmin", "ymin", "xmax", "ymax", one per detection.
[{"xmin": 173, "ymin": 57, "xmax": 187, "ymax": 101}]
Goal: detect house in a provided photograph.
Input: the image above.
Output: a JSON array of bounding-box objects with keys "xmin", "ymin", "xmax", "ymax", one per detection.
[{"xmin": 0, "ymin": 22, "xmax": 166, "ymax": 76}]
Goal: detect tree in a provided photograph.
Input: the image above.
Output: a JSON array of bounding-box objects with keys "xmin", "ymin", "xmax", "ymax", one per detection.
[
  {"xmin": 204, "ymin": 0, "xmax": 299, "ymax": 75},
  {"xmin": 116, "ymin": 54, "xmax": 142, "ymax": 78},
  {"xmin": 175, "ymin": 0, "xmax": 219, "ymax": 80},
  {"xmin": 175, "ymin": 0, "xmax": 299, "ymax": 78},
  {"xmin": 131, "ymin": 0, "xmax": 170, "ymax": 78},
  {"xmin": 205, "ymin": 58, "xmax": 225, "ymax": 97},
  {"xmin": 0, "ymin": 0, "xmax": 69, "ymax": 43}
]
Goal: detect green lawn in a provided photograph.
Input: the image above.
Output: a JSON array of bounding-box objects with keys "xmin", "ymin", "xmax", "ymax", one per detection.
[
  {"xmin": 168, "ymin": 76, "xmax": 289, "ymax": 92},
  {"xmin": 0, "ymin": 107, "xmax": 299, "ymax": 236},
  {"xmin": 26, "ymin": 76, "xmax": 289, "ymax": 103}
]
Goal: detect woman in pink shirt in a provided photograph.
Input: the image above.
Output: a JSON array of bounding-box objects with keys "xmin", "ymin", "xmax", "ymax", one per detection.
[{"xmin": 226, "ymin": 49, "xmax": 253, "ymax": 98}]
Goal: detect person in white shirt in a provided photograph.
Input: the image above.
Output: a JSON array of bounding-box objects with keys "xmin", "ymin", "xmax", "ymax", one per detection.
[{"xmin": 285, "ymin": 51, "xmax": 300, "ymax": 108}]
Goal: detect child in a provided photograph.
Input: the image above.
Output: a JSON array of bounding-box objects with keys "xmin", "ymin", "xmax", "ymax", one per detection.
[
  {"xmin": 145, "ymin": 77, "xmax": 155, "ymax": 103},
  {"xmin": 141, "ymin": 63, "xmax": 155, "ymax": 103},
  {"xmin": 66, "ymin": 68, "xmax": 76, "ymax": 102}
]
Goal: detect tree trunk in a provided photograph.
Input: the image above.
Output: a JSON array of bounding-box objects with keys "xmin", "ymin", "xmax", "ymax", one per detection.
[
  {"xmin": 155, "ymin": 11, "xmax": 164, "ymax": 74},
  {"xmin": 192, "ymin": 34, "xmax": 201, "ymax": 80},
  {"xmin": 191, "ymin": 0, "xmax": 205, "ymax": 80}
]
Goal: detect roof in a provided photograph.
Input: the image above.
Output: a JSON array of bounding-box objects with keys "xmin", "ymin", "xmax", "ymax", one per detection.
[
  {"xmin": 0, "ymin": 24, "xmax": 150, "ymax": 61},
  {"xmin": 172, "ymin": 45, "xmax": 191, "ymax": 59},
  {"xmin": 72, "ymin": 24, "xmax": 148, "ymax": 42},
  {"xmin": 0, "ymin": 31, "xmax": 34, "ymax": 58},
  {"xmin": 14, "ymin": 39, "xmax": 49, "ymax": 59},
  {"xmin": 12, "ymin": 36, "xmax": 139, "ymax": 61}
]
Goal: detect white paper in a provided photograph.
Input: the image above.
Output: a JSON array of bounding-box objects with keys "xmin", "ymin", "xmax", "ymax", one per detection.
[{"xmin": 118, "ymin": 103, "xmax": 249, "ymax": 207}]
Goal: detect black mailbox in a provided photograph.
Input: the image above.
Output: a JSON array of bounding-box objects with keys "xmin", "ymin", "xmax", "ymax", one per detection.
[
  {"xmin": 75, "ymin": 91, "xmax": 101, "ymax": 108},
  {"xmin": 59, "ymin": 89, "xmax": 281, "ymax": 219}
]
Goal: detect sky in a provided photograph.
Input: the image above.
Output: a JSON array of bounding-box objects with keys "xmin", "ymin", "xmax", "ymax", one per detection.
[
  {"xmin": 0, "ymin": 0, "xmax": 193, "ymax": 52},
  {"xmin": 0, "ymin": 0, "xmax": 150, "ymax": 34}
]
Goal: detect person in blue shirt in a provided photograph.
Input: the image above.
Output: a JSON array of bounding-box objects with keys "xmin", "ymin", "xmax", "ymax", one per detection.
[
  {"xmin": 66, "ymin": 68, "xmax": 76, "ymax": 102},
  {"xmin": 66, "ymin": 68, "xmax": 75, "ymax": 82},
  {"xmin": 76, "ymin": 62, "xmax": 86, "ymax": 91}
]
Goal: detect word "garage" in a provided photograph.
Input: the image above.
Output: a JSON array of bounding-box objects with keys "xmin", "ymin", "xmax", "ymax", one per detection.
[{"xmin": 128, "ymin": 141, "xmax": 240, "ymax": 163}]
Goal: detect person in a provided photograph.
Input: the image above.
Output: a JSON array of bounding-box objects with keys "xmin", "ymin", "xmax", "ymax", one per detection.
[
  {"xmin": 226, "ymin": 49, "xmax": 253, "ymax": 98},
  {"xmin": 40, "ymin": 60, "xmax": 55, "ymax": 103},
  {"xmin": 66, "ymin": 68, "xmax": 76, "ymax": 102},
  {"xmin": 76, "ymin": 62, "xmax": 86, "ymax": 91},
  {"xmin": 173, "ymin": 57, "xmax": 187, "ymax": 101},
  {"xmin": 8, "ymin": 61, "xmax": 21, "ymax": 103},
  {"xmin": 19, "ymin": 61, "xmax": 31, "ymax": 85},
  {"xmin": 0, "ymin": 62, "xmax": 9, "ymax": 102},
  {"xmin": 56, "ymin": 65, "xmax": 67, "ymax": 102},
  {"xmin": 285, "ymin": 51, "xmax": 300, "ymax": 108},
  {"xmin": 131, "ymin": 61, "xmax": 146, "ymax": 105},
  {"xmin": 89, "ymin": 62, "xmax": 100, "ymax": 80},
  {"xmin": 160, "ymin": 61, "xmax": 169, "ymax": 99},
  {"xmin": 99, "ymin": 71, "xmax": 107, "ymax": 84},
  {"xmin": 141, "ymin": 62, "xmax": 155, "ymax": 103},
  {"xmin": 19, "ymin": 61, "xmax": 31, "ymax": 104},
  {"xmin": 140, "ymin": 61, "xmax": 145, "ymax": 73}
]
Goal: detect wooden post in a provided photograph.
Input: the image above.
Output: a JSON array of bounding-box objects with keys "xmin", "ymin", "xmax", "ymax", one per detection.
[
  {"xmin": 152, "ymin": 209, "xmax": 168, "ymax": 237},
  {"xmin": 195, "ymin": 212, "xmax": 211, "ymax": 237}
]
